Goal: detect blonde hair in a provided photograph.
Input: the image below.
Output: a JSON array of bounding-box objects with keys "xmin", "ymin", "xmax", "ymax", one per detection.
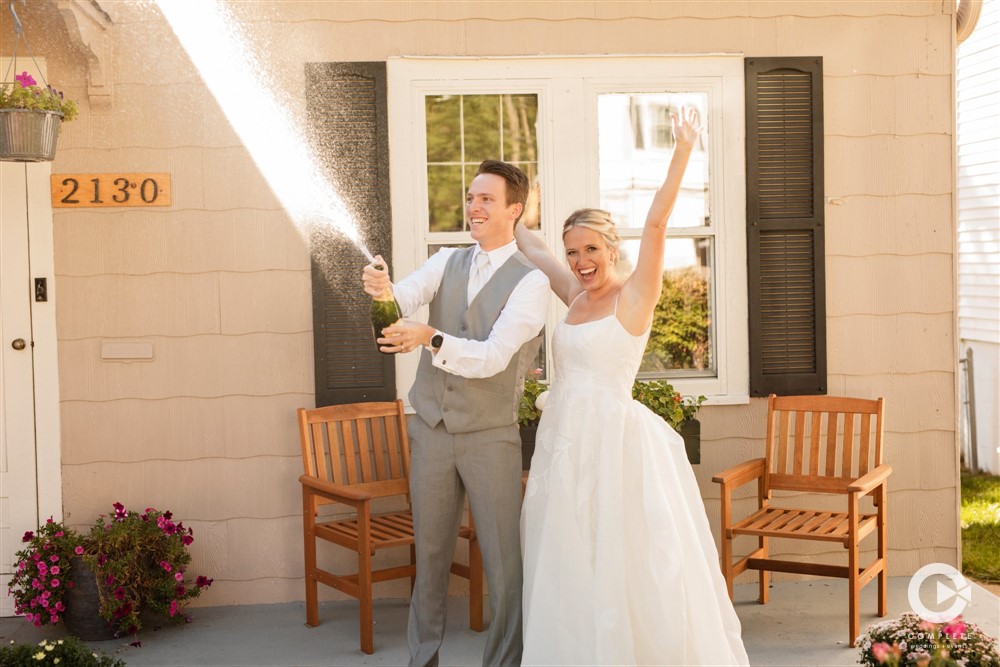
[{"xmin": 562, "ymin": 208, "xmax": 621, "ymax": 255}]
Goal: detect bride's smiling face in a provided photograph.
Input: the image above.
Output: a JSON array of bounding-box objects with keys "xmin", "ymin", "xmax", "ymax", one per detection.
[{"xmin": 564, "ymin": 226, "xmax": 617, "ymax": 290}]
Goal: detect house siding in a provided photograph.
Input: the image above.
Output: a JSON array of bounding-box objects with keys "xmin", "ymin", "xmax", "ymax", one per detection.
[{"xmin": 2, "ymin": 0, "xmax": 959, "ymax": 605}]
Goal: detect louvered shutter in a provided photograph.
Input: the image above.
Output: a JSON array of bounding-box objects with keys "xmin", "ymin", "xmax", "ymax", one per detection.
[
  {"xmin": 745, "ymin": 57, "xmax": 827, "ymax": 396},
  {"xmin": 306, "ymin": 62, "xmax": 395, "ymax": 405}
]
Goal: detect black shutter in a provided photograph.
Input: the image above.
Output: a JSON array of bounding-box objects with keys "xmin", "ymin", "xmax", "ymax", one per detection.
[
  {"xmin": 745, "ymin": 57, "xmax": 827, "ymax": 396},
  {"xmin": 306, "ymin": 62, "xmax": 395, "ymax": 406}
]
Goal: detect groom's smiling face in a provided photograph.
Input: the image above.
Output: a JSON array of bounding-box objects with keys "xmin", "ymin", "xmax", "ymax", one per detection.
[{"xmin": 466, "ymin": 173, "xmax": 522, "ymax": 252}]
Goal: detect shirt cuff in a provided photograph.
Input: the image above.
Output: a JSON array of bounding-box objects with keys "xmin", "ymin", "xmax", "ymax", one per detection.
[{"xmin": 430, "ymin": 334, "xmax": 460, "ymax": 374}]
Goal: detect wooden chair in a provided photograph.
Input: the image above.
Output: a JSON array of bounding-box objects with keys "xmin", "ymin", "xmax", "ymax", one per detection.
[
  {"xmin": 298, "ymin": 400, "xmax": 485, "ymax": 654},
  {"xmin": 713, "ymin": 394, "xmax": 891, "ymax": 646}
]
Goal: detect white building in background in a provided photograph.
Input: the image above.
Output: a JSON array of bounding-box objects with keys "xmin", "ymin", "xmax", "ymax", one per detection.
[{"xmin": 957, "ymin": 0, "xmax": 1000, "ymax": 474}]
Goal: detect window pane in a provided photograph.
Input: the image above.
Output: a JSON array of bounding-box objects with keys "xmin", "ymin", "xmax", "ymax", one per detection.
[
  {"xmin": 427, "ymin": 165, "xmax": 464, "ymax": 232},
  {"xmin": 618, "ymin": 238, "xmax": 715, "ymax": 375},
  {"xmin": 598, "ymin": 92, "xmax": 709, "ymax": 229},
  {"xmin": 425, "ymin": 93, "xmax": 541, "ymax": 234},
  {"xmin": 463, "ymin": 95, "xmax": 501, "ymax": 164},
  {"xmin": 425, "ymin": 95, "xmax": 461, "ymax": 163},
  {"xmin": 502, "ymin": 94, "xmax": 538, "ymax": 163}
]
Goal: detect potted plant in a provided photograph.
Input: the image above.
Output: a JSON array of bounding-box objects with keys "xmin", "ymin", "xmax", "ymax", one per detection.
[
  {"xmin": 7, "ymin": 502, "xmax": 213, "ymax": 639},
  {"xmin": 857, "ymin": 612, "xmax": 1000, "ymax": 667},
  {"xmin": 519, "ymin": 375, "xmax": 547, "ymax": 470},
  {"xmin": 632, "ymin": 379, "xmax": 706, "ymax": 464},
  {"xmin": 0, "ymin": 71, "xmax": 79, "ymax": 162}
]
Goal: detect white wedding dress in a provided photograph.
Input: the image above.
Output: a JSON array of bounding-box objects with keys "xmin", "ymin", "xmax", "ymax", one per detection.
[{"xmin": 521, "ymin": 306, "xmax": 750, "ymax": 666}]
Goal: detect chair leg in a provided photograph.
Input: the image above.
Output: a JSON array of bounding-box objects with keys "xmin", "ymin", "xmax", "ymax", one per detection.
[
  {"xmin": 410, "ymin": 544, "xmax": 417, "ymax": 593},
  {"xmin": 877, "ymin": 486, "xmax": 888, "ymax": 617},
  {"xmin": 358, "ymin": 516, "xmax": 374, "ymax": 654},
  {"xmin": 721, "ymin": 533, "xmax": 734, "ymax": 601},
  {"xmin": 758, "ymin": 536, "xmax": 770, "ymax": 604},
  {"xmin": 302, "ymin": 496, "xmax": 320, "ymax": 627},
  {"xmin": 468, "ymin": 536, "xmax": 485, "ymax": 632},
  {"xmin": 848, "ymin": 496, "xmax": 860, "ymax": 648}
]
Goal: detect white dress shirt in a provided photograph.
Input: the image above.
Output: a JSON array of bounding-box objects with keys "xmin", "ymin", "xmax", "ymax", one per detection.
[{"xmin": 392, "ymin": 240, "xmax": 549, "ymax": 379}]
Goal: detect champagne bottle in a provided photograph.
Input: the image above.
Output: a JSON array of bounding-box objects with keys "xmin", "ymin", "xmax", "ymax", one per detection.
[{"xmin": 370, "ymin": 269, "xmax": 402, "ymax": 354}]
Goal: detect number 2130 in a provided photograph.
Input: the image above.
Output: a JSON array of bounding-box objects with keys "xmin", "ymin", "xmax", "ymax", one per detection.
[{"xmin": 51, "ymin": 173, "xmax": 172, "ymax": 208}]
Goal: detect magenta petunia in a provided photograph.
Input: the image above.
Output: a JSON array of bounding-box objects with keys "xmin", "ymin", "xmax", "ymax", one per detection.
[
  {"xmin": 50, "ymin": 555, "xmax": 59, "ymax": 563},
  {"xmin": 50, "ymin": 566, "xmax": 60, "ymax": 575},
  {"xmin": 181, "ymin": 534, "xmax": 194, "ymax": 546},
  {"xmin": 160, "ymin": 560, "xmax": 173, "ymax": 573},
  {"xmin": 15, "ymin": 71, "xmax": 37, "ymax": 87},
  {"xmin": 74, "ymin": 546, "xmax": 84, "ymax": 555},
  {"xmin": 22, "ymin": 531, "xmax": 34, "ymax": 542},
  {"xmin": 174, "ymin": 572, "xmax": 184, "ymax": 581},
  {"xmin": 49, "ymin": 579, "xmax": 59, "ymax": 588},
  {"xmin": 114, "ymin": 586, "xmax": 126, "ymax": 600},
  {"xmin": 196, "ymin": 575, "xmax": 213, "ymax": 588}
]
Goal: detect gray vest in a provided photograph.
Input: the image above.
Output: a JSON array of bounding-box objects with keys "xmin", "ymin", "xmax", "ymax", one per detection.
[{"xmin": 409, "ymin": 246, "xmax": 543, "ymax": 434}]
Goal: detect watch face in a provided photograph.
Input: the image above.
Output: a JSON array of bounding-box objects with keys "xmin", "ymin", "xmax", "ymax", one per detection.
[{"xmin": 432, "ymin": 334, "xmax": 444, "ymax": 349}]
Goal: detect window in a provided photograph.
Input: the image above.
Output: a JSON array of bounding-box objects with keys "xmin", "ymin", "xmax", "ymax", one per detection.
[{"xmin": 388, "ymin": 56, "xmax": 748, "ymax": 403}]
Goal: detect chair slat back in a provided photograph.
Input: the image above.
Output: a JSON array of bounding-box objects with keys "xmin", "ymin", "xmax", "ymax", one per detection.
[
  {"xmin": 298, "ymin": 400, "xmax": 411, "ymax": 507},
  {"xmin": 764, "ymin": 394, "xmax": 884, "ymax": 494}
]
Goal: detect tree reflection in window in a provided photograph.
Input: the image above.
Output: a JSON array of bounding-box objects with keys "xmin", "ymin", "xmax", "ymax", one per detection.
[{"xmin": 425, "ymin": 94, "xmax": 539, "ymax": 232}]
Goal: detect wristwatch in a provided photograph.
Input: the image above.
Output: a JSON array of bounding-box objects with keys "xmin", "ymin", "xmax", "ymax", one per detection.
[{"xmin": 430, "ymin": 332, "xmax": 444, "ymax": 351}]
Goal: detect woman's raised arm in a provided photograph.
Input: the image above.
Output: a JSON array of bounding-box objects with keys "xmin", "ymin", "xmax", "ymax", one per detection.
[
  {"xmin": 514, "ymin": 187, "xmax": 580, "ymax": 306},
  {"xmin": 617, "ymin": 107, "xmax": 702, "ymax": 334}
]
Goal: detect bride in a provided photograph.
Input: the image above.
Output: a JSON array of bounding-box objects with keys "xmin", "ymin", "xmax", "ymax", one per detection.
[{"xmin": 515, "ymin": 108, "xmax": 749, "ymax": 666}]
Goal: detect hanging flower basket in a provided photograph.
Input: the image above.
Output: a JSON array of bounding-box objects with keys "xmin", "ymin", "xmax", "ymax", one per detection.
[{"xmin": 0, "ymin": 108, "xmax": 63, "ymax": 162}]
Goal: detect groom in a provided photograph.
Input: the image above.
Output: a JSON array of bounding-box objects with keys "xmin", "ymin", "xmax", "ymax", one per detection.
[{"xmin": 361, "ymin": 160, "xmax": 549, "ymax": 667}]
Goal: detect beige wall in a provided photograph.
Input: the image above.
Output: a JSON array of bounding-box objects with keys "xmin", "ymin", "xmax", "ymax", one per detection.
[{"xmin": 5, "ymin": 0, "xmax": 957, "ymax": 605}]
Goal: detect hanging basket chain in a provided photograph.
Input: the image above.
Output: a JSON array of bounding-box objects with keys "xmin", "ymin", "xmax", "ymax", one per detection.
[{"xmin": 3, "ymin": 0, "xmax": 53, "ymax": 90}]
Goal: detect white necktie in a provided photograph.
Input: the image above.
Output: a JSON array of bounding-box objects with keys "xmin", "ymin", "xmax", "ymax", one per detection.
[{"xmin": 468, "ymin": 252, "xmax": 491, "ymax": 302}]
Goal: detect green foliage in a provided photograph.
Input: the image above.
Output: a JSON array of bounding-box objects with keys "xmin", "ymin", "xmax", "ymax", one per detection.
[
  {"xmin": 7, "ymin": 504, "xmax": 213, "ymax": 639},
  {"xmin": 961, "ymin": 470, "xmax": 1000, "ymax": 583},
  {"xmin": 518, "ymin": 377, "xmax": 546, "ymax": 426},
  {"xmin": 644, "ymin": 266, "xmax": 710, "ymax": 373},
  {"xmin": 8, "ymin": 518, "xmax": 83, "ymax": 627},
  {"xmin": 84, "ymin": 504, "xmax": 212, "ymax": 636},
  {"xmin": 0, "ymin": 79, "xmax": 79, "ymax": 122},
  {"xmin": 0, "ymin": 637, "xmax": 125, "ymax": 667},
  {"xmin": 631, "ymin": 379, "xmax": 705, "ymax": 433}
]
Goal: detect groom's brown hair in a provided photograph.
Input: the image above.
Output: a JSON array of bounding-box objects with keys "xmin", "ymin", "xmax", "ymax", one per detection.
[{"xmin": 475, "ymin": 160, "xmax": 529, "ymax": 220}]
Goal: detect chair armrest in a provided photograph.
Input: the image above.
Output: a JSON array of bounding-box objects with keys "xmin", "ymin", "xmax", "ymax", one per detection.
[
  {"xmin": 712, "ymin": 458, "xmax": 766, "ymax": 488},
  {"xmin": 848, "ymin": 464, "xmax": 892, "ymax": 495},
  {"xmin": 299, "ymin": 475, "xmax": 373, "ymax": 506}
]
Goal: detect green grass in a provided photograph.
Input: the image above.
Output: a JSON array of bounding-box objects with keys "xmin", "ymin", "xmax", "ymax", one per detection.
[{"xmin": 961, "ymin": 469, "xmax": 1000, "ymax": 584}]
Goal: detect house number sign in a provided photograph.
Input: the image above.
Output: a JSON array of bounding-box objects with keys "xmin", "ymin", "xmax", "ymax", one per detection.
[{"xmin": 50, "ymin": 173, "xmax": 171, "ymax": 208}]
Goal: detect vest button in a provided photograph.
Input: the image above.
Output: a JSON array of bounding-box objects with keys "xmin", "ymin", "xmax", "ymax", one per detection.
[
  {"xmin": 459, "ymin": 324, "xmax": 467, "ymax": 331},
  {"xmin": 446, "ymin": 386, "xmax": 453, "ymax": 392},
  {"xmin": 442, "ymin": 406, "xmax": 449, "ymax": 412}
]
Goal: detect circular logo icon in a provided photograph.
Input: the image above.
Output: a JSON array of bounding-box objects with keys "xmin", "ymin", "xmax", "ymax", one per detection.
[{"xmin": 907, "ymin": 562, "xmax": 972, "ymax": 623}]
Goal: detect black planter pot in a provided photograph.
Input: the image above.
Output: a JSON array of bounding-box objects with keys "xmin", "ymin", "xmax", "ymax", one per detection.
[
  {"xmin": 62, "ymin": 557, "xmax": 116, "ymax": 640},
  {"xmin": 680, "ymin": 419, "xmax": 701, "ymax": 465},
  {"xmin": 519, "ymin": 424, "xmax": 537, "ymax": 470}
]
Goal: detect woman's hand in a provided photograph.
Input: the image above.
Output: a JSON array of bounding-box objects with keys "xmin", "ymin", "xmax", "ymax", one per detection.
[{"xmin": 671, "ymin": 106, "xmax": 703, "ymax": 151}]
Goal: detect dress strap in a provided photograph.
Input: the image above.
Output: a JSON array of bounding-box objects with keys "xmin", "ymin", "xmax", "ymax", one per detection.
[{"xmin": 613, "ymin": 293, "xmax": 620, "ymax": 315}]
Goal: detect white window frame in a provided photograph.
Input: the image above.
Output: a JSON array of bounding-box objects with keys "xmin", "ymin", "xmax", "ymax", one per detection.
[{"xmin": 387, "ymin": 55, "xmax": 748, "ymax": 405}]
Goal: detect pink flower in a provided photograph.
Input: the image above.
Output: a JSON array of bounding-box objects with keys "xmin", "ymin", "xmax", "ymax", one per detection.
[
  {"xmin": 871, "ymin": 642, "xmax": 892, "ymax": 663},
  {"xmin": 196, "ymin": 575, "xmax": 213, "ymax": 588},
  {"xmin": 49, "ymin": 555, "xmax": 59, "ymax": 563},
  {"xmin": 175, "ymin": 584, "xmax": 186, "ymax": 597},
  {"xmin": 114, "ymin": 586, "xmax": 126, "ymax": 600},
  {"xmin": 49, "ymin": 579, "xmax": 59, "ymax": 588},
  {"xmin": 50, "ymin": 566, "xmax": 60, "ymax": 575},
  {"xmin": 15, "ymin": 71, "xmax": 37, "ymax": 88},
  {"xmin": 169, "ymin": 599, "xmax": 179, "ymax": 617},
  {"xmin": 181, "ymin": 534, "xmax": 194, "ymax": 546},
  {"xmin": 37, "ymin": 563, "xmax": 47, "ymax": 575},
  {"xmin": 74, "ymin": 546, "xmax": 84, "ymax": 555},
  {"xmin": 22, "ymin": 531, "xmax": 34, "ymax": 542},
  {"xmin": 105, "ymin": 573, "xmax": 115, "ymax": 585},
  {"xmin": 174, "ymin": 572, "xmax": 184, "ymax": 582},
  {"xmin": 54, "ymin": 531, "xmax": 64, "ymax": 538},
  {"xmin": 942, "ymin": 619, "xmax": 966, "ymax": 640},
  {"xmin": 160, "ymin": 561, "xmax": 173, "ymax": 573}
]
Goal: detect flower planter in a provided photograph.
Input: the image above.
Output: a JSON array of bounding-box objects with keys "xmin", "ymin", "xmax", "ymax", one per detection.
[
  {"xmin": 520, "ymin": 424, "xmax": 537, "ymax": 471},
  {"xmin": 62, "ymin": 557, "xmax": 117, "ymax": 641},
  {"xmin": 680, "ymin": 419, "xmax": 701, "ymax": 465},
  {"xmin": 0, "ymin": 109, "xmax": 63, "ymax": 162}
]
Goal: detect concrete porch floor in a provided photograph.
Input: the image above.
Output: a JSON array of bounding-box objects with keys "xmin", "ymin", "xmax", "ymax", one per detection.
[{"xmin": 2, "ymin": 577, "xmax": 998, "ymax": 666}]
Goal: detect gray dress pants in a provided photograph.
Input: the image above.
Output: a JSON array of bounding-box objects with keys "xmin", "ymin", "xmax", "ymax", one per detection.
[{"xmin": 406, "ymin": 415, "xmax": 524, "ymax": 667}]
